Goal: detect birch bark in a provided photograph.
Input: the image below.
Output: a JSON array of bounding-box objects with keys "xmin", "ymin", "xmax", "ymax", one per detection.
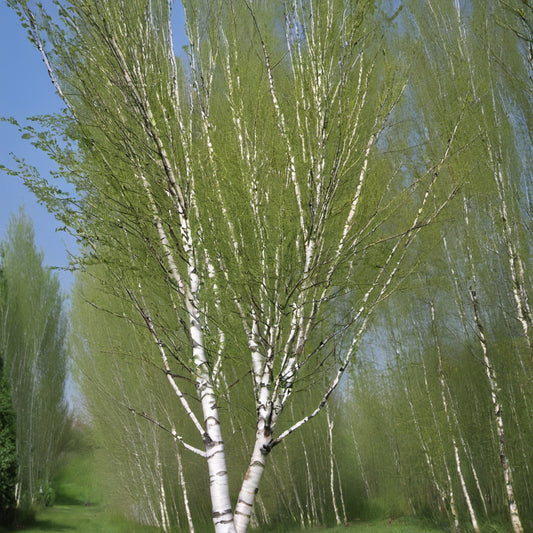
[
  {"xmin": 8, "ymin": 2, "xmax": 470, "ymax": 531},
  {"xmin": 469, "ymin": 288, "xmax": 523, "ymax": 533},
  {"xmin": 430, "ymin": 301, "xmax": 479, "ymax": 533},
  {"xmin": 462, "ymin": 198, "xmax": 524, "ymax": 533},
  {"xmin": 326, "ymin": 405, "xmax": 342, "ymax": 526}
]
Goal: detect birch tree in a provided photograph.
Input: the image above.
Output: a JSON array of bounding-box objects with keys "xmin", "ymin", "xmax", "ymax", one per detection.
[
  {"xmin": 0, "ymin": 210, "xmax": 69, "ymax": 509},
  {"xmin": 70, "ymin": 267, "xmax": 210, "ymax": 530},
  {"xmin": 7, "ymin": 1, "xmax": 463, "ymax": 530},
  {"xmin": 340, "ymin": 3, "xmax": 533, "ymax": 530}
]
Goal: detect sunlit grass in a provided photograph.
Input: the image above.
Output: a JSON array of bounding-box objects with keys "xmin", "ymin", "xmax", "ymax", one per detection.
[
  {"xmin": 5, "ymin": 504, "xmax": 161, "ymax": 533},
  {"xmin": 324, "ymin": 518, "xmax": 447, "ymax": 532},
  {"xmin": 255, "ymin": 517, "xmax": 448, "ymax": 533},
  {"xmin": 2, "ymin": 511, "xmax": 448, "ymax": 533},
  {"xmin": 0, "ymin": 449, "xmax": 449, "ymax": 532}
]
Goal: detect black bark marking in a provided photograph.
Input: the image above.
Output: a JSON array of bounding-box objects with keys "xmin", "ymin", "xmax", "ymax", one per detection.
[
  {"xmin": 212, "ymin": 508, "xmax": 233, "ymax": 518},
  {"xmin": 237, "ymin": 498, "xmax": 253, "ymax": 507}
]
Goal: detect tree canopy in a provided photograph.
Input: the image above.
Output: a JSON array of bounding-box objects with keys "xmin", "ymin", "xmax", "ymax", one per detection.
[{"xmin": 4, "ymin": 1, "xmax": 533, "ymax": 532}]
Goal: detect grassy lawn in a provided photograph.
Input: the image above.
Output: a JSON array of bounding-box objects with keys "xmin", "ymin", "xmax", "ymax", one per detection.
[
  {"xmin": 316, "ymin": 518, "xmax": 448, "ymax": 532},
  {"xmin": 0, "ymin": 452, "xmax": 448, "ymax": 532},
  {"xmin": 2, "ymin": 503, "xmax": 161, "ymax": 533},
  {"xmin": 2, "ymin": 509, "xmax": 448, "ymax": 533}
]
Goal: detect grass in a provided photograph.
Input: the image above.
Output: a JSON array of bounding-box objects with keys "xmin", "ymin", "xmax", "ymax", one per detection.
[
  {"xmin": 0, "ymin": 448, "xmax": 160, "ymax": 533},
  {"xmin": 0, "ymin": 450, "xmax": 449, "ymax": 533},
  {"xmin": 316, "ymin": 518, "xmax": 447, "ymax": 532},
  {"xmin": 2, "ymin": 510, "xmax": 448, "ymax": 533},
  {"xmin": 2, "ymin": 504, "xmax": 161, "ymax": 533}
]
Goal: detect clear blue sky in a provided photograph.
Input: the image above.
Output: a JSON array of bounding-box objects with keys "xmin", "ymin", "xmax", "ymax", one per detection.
[
  {"xmin": 0, "ymin": 2, "xmax": 188, "ymax": 294},
  {"xmin": 0, "ymin": 2, "xmax": 76, "ymax": 291}
]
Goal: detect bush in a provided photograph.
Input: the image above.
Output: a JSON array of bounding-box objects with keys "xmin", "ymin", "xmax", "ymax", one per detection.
[
  {"xmin": 0, "ymin": 372, "xmax": 17, "ymax": 526},
  {"xmin": 35, "ymin": 485, "xmax": 56, "ymax": 508}
]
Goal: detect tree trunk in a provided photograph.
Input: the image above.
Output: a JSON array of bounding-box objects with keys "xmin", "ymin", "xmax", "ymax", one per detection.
[
  {"xmin": 326, "ymin": 405, "xmax": 342, "ymax": 526},
  {"xmin": 233, "ymin": 431, "xmax": 272, "ymax": 533},
  {"xmin": 175, "ymin": 442, "xmax": 195, "ymax": 533},
  {"xmin": 431, "ymin": 301, "xmax": 479, "ymax": 533},
  {"xmin": 470, "ymin": 288, "xmax": 523, "ymax": 533}
]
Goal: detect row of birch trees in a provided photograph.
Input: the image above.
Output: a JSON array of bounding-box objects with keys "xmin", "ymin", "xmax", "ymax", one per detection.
[
  {"xmin": 0, "ymin": 210, "xmax": 69, "ymax": 517},
  {"xmin": 4, "ymin": 0, "xmax": 533, "ymax": 531},
  {"xmin": 344, "ymin": 2, "xmax": 533, "ymax": 531}
]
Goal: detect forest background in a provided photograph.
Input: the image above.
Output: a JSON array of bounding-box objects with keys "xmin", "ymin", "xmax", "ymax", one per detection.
[{"xmin": 1, "ymin": 1, "xmax": 533, "ymax": 533}]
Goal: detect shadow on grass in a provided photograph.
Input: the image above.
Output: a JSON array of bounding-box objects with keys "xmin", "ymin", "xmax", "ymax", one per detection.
[
  {"xmin": 23, "ymin": 519, "xmax": 75, "ymax": 532},
  {"xmin": 0, "ymin": 517, "xmax": 75, "ymax": 533},
  {"xmin": 54, "ymin": 494, "xmax": 89, "ymax": 507}
]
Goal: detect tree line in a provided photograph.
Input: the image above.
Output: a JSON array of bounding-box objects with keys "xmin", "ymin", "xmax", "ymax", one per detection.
[
  {"xmin": 1, "ymin": 0, "xmax": 533, "ymax": 532},
  {"xmin": 0, "ymin": 210, "xmax": 69, "ymax": 525}
]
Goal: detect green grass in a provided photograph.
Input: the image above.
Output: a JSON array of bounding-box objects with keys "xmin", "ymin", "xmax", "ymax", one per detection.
[
  {"xmin": 253, "ymin": 517, "xmax": 448, "ymax": 533},
  {"xmin": 317, "ymin": 518, "xmax": 447, "ymax": 532},
  {"xmin": 3, "ymin": 503, "xmax": 161, "ymax": 533},
  {"xmin": 0, "ymin": 450, "xmax": 449, "ymax": 532},
  {"xmin": 53, "ymin": 449, "xmax": 100, "ymax": 507},
  {"xmin": 1, "ymin": 511, "xmax": 448, "ymax": 533},
  {"xmin": 0, "ymin": 448, "xmax": 160, "ymax": 533}
]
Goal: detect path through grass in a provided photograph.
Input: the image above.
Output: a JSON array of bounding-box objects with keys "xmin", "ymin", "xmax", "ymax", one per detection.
[
  {"xmin": 3, "ymin": 508, "xmax": 448, "ymax": 533},
  {"xmin": 0, "ymin": 451, "xmax": 448, "ymax": 532},
  {"xmin": 4, "ymin": 503, "xmax": 161, "ymax": 533}
]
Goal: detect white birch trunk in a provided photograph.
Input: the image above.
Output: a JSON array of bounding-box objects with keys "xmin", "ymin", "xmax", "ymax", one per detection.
[
  {"xmin": 281, "ymin": 442, "xmax": 306, "ymax": 527},
  {"xmin": 176, "ymin": 441, "xmax": 195, "ymax": 533},
  {"xmin": 470, "ymin": 288, "xmax": 523, "ymax": 533},
  {"xmin": 459, "ymin": 191, "xmax": 524, "ymax": 533},
  {"xmin": 303, "ymin": 439, "xmax": 319, "ymax": 526},
  {"xmin": 432, "ymin": 305, "xmax": 479, "ymax": 533},
  {"xmin": 233, "ymin": 430, "xmax": 272, "ymax": 533},
  {"xmin": 351, "ymin": 427, "xmax": 371, "ymax": 498},
  {"xmin": 441, "ymin": 236, "xmax": 489, "ymax": 520},
  {"xmin": 404, "ymin": 375, "xmax": 454, "ymax": 523},
  {"xmin": 326, "ymin": 405, "xmax": 342, "ymax": 526},
  {"xmin": 191, "ymin": 318, "xmax": 234, "ymax": 533},
  {"xmin": 335, "ymin": 460, "xmax": 347, "ymax": 525}
]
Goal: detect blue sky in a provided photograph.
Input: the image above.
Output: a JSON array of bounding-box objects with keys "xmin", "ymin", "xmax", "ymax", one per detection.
[
  {"xmin": 0, "ymin": 2, "xmax": 76, "ymax": 291},
  {"xmin": 0, "ymin": 2, "xmax": 188, "ymax": 294}
]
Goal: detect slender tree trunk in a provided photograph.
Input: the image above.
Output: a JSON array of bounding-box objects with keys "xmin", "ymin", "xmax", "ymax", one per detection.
[
  {"xmin": 335, "ymin": 459, "xmax": 348, "ymax": 525},
  {"xmin": 155, "ymin": 447, "xmax": 170, "ymax": 533},
  {"xmin": 469, "ymin": 288, "xmax": 523, "ymax": 533},
  {"xmin": 279, "ymin": 441, "xmax": 306, "ymax": 527},
  {"xmin": 302, "ymin": 436, "xmax": 319, "ymax": 526},
  {"xmin": 398, "ymin": 347, "xmax": 457, "ymax": 526},
  {"xmin": 430, "ymin": 301, "xmax": 479, "ymax": 533},
  {"xmin": 441, "ymin": 235, "xmax": 490, "ymax": 520},
  {"xmin": 351, "ymin": 426, "xmax": 371, "ymax": 498},
  {"xmin": 326, "ymin": 405, "xmax": 342, "ymax": 526},
  {"xmin": 175, "ymin": 441, "xmax": 194, "ymax": 533},
  {"xmin": 233, "ymin": 430, "xmax": 272, "ymax": 533}
]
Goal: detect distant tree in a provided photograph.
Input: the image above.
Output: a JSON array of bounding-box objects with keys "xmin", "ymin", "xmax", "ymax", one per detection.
[
  {"xmin": 0, "ymin": 355, "xmax": 17, "ymax": 525},
  {"xmin": 342, "ymin": 2, "xmax": 533, "ymax": 532},
  {"xmin": 0, "ymin": 263, "xmax": 17, "ymax": 526},
  {"xmin": 0, "ymin": 209, "xmax": 69, "ymax": 509}
]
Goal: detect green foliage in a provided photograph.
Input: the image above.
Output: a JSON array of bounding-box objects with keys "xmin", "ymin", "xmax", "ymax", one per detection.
[
  {"xmin": 0, "ymin": 209, "xmax": 69, "ymax": 511},
  {"xmin": 0, "ymin": 363, "xmax": 17, "ymax": 526},
  {"xmin": 4, "ymin": 0, "xmax": 533, "ymax": 532}
]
